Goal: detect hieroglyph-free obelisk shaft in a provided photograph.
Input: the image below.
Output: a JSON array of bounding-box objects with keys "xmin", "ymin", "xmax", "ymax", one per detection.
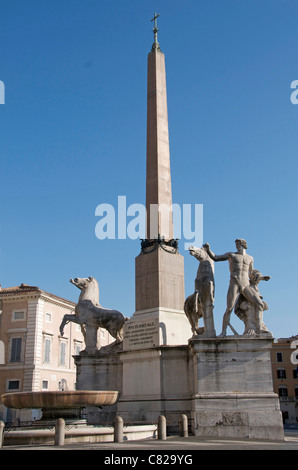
[
  {"xmin": 134, "ymin": 17, "xmax": 187, "ymax": 321},
  {"xmin": 146, "ymin": 47, "xmax": 173, "ymax": 240}
]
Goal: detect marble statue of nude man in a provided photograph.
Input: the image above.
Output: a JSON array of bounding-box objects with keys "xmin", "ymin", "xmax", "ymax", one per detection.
[{"xmin": 203, "ymin": 239, "xmax": 264, "ymax": 337}]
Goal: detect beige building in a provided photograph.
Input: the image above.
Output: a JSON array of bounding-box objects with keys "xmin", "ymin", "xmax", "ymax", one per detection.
[
  {"xmin": 0, "ymin": 283, "xmax": 112, "ymax": 423},
  {"xmin": 271, "ymin": 335, "xmax": 298, "ymax": 424}
]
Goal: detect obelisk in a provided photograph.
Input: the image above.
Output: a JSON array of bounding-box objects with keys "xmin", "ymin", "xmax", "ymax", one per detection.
[
  {"xmin": 123, "ymin": 14, "xmax": 191, "ymax": 349},
  {"xmin": 145, "ymin": 13, "xmax": 173, "ymax": 241}
]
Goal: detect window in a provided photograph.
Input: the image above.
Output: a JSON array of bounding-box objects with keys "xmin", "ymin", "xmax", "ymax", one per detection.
[
  {"xmin": 12, "ymin": 310, "xmax": 25, "ymax": 321},
  {"xmin": 293, "ymin": 367, "xmax": 298, "ymax": 379},
  {"xmin": 59, "ymin": 341, "xmax": 66, "ymax": 366},
  {"xmin": 0, "ymin": 340, "xmax": 4, "ymax": 365},
  {"xmin": 45, "ymin": 312, "xmax": 52, "ymax": 323},
  {"xmin": 10, "ymin": 337, "xmax": 22, "ymax": 362},
  {"xmin": 8, "ymin": 380, "xmax": 20, "ymax": 391},
  {"xmin": 277, "ymin": 369, "xmax": 286, "ymax": 379},
  {"xmin": 59, "ymin": 379, "xmax": 68, "ymax": 391},
  {"xmin": 295, "ymin": 387, "xmax": 298, "ymax": 399},
  {"xmin": 44, "ymin": 337, "xmax": 52, "ymax": 364},
  {"xmin": 278, "ymin": 387, "xmax": 288, "ymax": 398},
  {"xmin": 276, "ymin": 352, "xmax": 283, "ymax": 362},
  {"xmin": 42, "ymin": 380, "xmax": 49, "ymax": 390},
  {"xmin": 75, "ymin": 343, "xmax": 81, "ymax": 356}
]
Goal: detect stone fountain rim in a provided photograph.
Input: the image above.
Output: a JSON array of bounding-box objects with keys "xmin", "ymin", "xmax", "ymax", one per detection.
[{"xmin": 1, "ymin": 390, "xmax": 119, "ymax": 409}]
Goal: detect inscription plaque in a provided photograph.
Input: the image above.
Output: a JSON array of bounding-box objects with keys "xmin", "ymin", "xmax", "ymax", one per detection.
[{"xmin": 123, "ymin": 317, "xmax": 160, "ymax": 351}]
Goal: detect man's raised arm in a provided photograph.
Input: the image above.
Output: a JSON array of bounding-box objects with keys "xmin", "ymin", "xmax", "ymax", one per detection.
[{"xmin": 203, "ymin": 243, "xmax": 229, "ymax": 262}]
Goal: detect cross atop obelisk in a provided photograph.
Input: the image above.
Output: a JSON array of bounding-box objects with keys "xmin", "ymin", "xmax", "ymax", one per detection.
[{"xmin": 151, "ymin": 12, "xmax": 161, "ymax": 52}]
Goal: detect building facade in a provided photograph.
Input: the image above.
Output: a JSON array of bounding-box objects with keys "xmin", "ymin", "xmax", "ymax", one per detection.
[
  {"xmin": 0, "ymin": 283, "xmax": 112, "ymax": 423},
  {"xmin": 271, "ymin": 335, "xmax": 298, "ymax": 424}
]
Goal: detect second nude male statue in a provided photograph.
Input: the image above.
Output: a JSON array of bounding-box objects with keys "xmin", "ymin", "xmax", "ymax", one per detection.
[{"xmin": 203, "ymin": 239, "xmax": 266, "ymax": 337}]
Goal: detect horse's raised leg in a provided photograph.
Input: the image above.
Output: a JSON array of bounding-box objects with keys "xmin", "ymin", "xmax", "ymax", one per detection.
[{"xmin": 59, "ymin": 314, "xmax": 81, "ymax": 336}]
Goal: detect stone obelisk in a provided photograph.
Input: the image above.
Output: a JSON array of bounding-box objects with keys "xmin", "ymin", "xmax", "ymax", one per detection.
[
  {"xmin": 145, "ymin": 15, "xmax": 173, "ymax": 242},
  {"xmin": 123, "ymin": 14, "xmax": 191, "ymax": 349}
]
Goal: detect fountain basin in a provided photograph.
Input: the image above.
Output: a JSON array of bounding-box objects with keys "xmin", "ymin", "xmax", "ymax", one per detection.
[
  {"xmin": 1, "ymin": 390, "xmax": 119, "ymax": 425},
  {"xmin": 1, "ymin": 390, "xmax": 119, "ymax": 410}
]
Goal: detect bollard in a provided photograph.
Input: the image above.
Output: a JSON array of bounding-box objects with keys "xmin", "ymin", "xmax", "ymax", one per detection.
[
  {"xmin": 157, "ymin": 415, "xmax": 167, "ymax": 440},
  {"xmin": 55, "ymin": 418, "xmax": 65, "ymax": 446},
  {"xmin": 179, "ymin": 414, "xmax": 188, "ymax": 437},
  {"xmin": 0, "ymin": 421, "xmax": 4, "ymax": 448},
  {"xmin": 114, "ymin": 415, "xmax": 124, "ymax": 443}
]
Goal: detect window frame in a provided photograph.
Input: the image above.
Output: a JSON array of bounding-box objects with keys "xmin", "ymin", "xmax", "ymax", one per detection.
[
  {"xmin": 276, "ymin": 352, "xmax": 283, "ymax": 362},
  {"xmin": 42, "ymin": 379, "xmax": 49, "ymax": 390},
  {"xmin": 278, "ymin": 386, "xmax": 288, "ymax": 398},
  {"xmin": 59, "ymin": 339, "xmax": 67, "ymax": 366},
  {"xmin": 43, "ymin": 335, "xmax": 52, "ymax": 364},
  {"xmin": 45, "ymin": 312, "xmax": 52, "ymax": 323},
  {"xmin": 9, "ymin": 336, "xmax": 23, "ymax": 363},
  {"xmin": 11, "ymin": 309, "xmax": 26, "ymax": 322},
  {"xmin": 277, "ymin": 368, "xmax": 286, "ymax": 379},
  {"xmin": 7, "ymin": 379, "xmax": 20, "ymax": 391}
]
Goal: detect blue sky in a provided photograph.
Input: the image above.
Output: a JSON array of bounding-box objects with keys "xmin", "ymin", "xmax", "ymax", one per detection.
[{"xmin": 0, "ymin": 0, "xmax": 297, "ymax": 339}]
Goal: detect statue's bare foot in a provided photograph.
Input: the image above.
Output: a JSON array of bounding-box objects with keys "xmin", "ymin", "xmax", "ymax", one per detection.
[
  {"xmin": 218, "ymin": 331, "xmax": 227, "ymax": 338},
  {"xmin": 246, "ymin": 329, "xmax": 257, "ymax": 336}
]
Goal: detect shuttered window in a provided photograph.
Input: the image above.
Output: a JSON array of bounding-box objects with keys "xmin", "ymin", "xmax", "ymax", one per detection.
[
  {"xmin": 44, "ymin": 337, "xmax": 51, "ymax": 363},
  {"xmin": 10, "ymin": 337, "xmax": 22, "ymax": 362},
  {"xmin": 60, "ymin": 341, "xmax": 66, "ymax": 365}
]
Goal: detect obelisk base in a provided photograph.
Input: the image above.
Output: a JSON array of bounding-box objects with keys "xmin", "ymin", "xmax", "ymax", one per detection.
[
  {"xmin": 189, "ymin": 336, "xmax": 284, "ymax": 440},
  {"xmin": 127, "ymin": 246, "xmax": 191, "ymax": 348},
  {"xmin": 123, "ymin": 308, "xmax": 192, "ymax": 350},
  {"xmin": 135, "ymin": 248, "xmax": 185, "ymax": 312},
  {"xmin": 117, "ymin": 345, "xmax": 192, "ymax": 432}
]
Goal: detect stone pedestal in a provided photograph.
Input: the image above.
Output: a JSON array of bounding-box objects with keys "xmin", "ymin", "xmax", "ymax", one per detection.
[
  {"xmin": 125, "ymin": 248, "xmax": 191, "ymax": 349},
  {"xmin": 74, "ymin": 353, "xmax": 122, "ymax": 425},
  {"xmin": 123, "ymin": 308, "xmax": 191, "ymax": 350},
  {"xmin": 74, "ymin": 336, "xmax": 284, "ymax": 440},
  {"xmin": 135, "ymin": 249, "xmax": 185, "ymax": 313},
  {"xmin": 189, "ymin": 337, "xmax": 284, "ymax": 440},
  {"xmin": 117, "ymin": 346, "xmax": 192, "ymax": 431},
  {"xmin": 74, "ymin": 345, "xmax": 192, "ymax": 430}
]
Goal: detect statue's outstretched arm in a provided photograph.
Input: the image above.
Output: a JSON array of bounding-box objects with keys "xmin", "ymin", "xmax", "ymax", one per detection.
[{"xmin": 203, "ymin": 243, "xmax": 229, "ymax": 262}]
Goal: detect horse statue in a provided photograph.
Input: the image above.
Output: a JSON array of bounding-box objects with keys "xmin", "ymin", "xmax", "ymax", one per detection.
[
  {"xmin": 60, "ymin": 277, "xmax": 128, "ymax": 354},
  {"xmin": 184, "ymin": 246, "xmax": 216, "ymax": 338},
  {"xmin": 234, "ymin": 269, "xmax": 272, "ymax": 336}
]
